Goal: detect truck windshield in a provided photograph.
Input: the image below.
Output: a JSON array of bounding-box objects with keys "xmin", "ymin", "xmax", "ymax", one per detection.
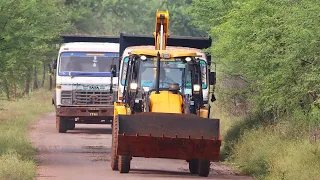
[{"xmin": 58, "ymin": 52, "xmax": 118, "ymax": 76}]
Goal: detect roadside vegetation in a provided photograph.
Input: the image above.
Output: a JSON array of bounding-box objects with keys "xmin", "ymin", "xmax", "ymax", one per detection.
[
  {"xmin": 190, "ymin": 0, "xmax": 320, "ymax": 179},
  {"xmin": 0, "ymin": 90, "xmax": 53, "ymax": 180}
]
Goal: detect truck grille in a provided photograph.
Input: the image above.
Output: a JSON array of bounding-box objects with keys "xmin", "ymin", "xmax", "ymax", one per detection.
[
  {"xmin": 61, "ymin": 91, "xmax": 72, "ymax": 99},
  {"xmin": 74, "ymin": 91, "xmax": 113, "ymax": 105}
]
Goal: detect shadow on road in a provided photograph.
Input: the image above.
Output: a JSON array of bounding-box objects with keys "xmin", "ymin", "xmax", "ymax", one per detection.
[
  {"xmin": 130, "ymin": 169, "xmax": 200, "ymax": 179},
  {"xmin": 67, "ymin": 126, "xmax": 112, "ymax": 135}
]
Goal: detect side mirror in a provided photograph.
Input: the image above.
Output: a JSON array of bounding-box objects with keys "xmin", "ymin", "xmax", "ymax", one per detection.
[
  {"xmin": 110, "ymin": 64, "xmax": 117, "ymax": 77},
  {"xmin": 211, "ymin": 93, "xmax": 216, "ymax": 102},
  {"xmin": 209, "ymin": 72, "xmax": 216, "ymax": 85}
]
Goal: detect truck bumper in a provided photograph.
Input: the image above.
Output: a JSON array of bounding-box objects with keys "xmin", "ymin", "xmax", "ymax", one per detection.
[{"xmin": 56, "ymin": 106, "xmax": 114, "ymax": 124}]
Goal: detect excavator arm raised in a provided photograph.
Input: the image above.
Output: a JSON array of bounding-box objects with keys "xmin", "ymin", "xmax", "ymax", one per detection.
[{"xmin": 153, "ymin": 11, "xmax": 169, "ymax": 50}]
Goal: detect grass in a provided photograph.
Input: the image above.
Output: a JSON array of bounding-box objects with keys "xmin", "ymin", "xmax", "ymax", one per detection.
[
  {"xmin": 231, "ymin": 121, "xmax": 320, "ymax": 180},
  {"xmin": 211, "ymin": 100, "xmax": 320, "ymax": 180},
  {"xmin": 0, "ymin": 89, "xmax": 54, "ymax": 180}
]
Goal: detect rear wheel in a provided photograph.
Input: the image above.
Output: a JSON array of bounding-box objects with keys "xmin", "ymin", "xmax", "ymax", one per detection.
[
  {"xmin": 118, "ymin": 155, "xmax": 131, "ymax": 173},
  {"xmin": 56, "ymin": 116, "xmax": 67, "ymax": 133},
  {"xmin": 189, "ymin": 159, "xmax": 199, "ymax": 174},
  {"xmin": 198, "ymin": 160, "xmax": 210, "ymax": 177},
  {"xmin": 110, "ymin": 116, "xmax": 119, "ymax": 171}
]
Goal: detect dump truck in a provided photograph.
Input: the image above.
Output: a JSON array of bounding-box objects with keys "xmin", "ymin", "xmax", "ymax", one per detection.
[
  {"xmin": 52, "ymin": 35, "xmax": 120, "ymax": 133},
  {"xmin": 110, "ymin": 11, "xmax": 221, "ymax": 177}
]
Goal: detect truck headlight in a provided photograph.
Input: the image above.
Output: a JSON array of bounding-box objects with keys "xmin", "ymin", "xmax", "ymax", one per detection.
[
  {"xmin": 193, "ymin": 84, "xmax": 201, "ymax": 92},
  {"xmin": 130, "ymin": 83, "xmax": 138, "ymax": 90},
  {"xmin": 61, "ymin": 98, "xmax": 72, "ymax": 105}
]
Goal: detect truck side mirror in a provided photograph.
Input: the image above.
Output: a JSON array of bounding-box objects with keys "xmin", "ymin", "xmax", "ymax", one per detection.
[
  {"xmin": 110, "ymin": 65, "xmax": 117, "ymax": 77},
  {"xmin": 209, "ymin": 72, "xmax": 216, "ymax": 85}
]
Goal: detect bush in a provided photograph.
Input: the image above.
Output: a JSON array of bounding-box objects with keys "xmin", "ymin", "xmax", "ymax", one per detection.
[
  {"xmin": 228, "ymin": 112, "xmax": 320, "ymax": 180},
  {"xmin": 0, "ymin": 90, "xmax": 54, "ymax": 180},
  {"xmin": 0, "ymin": 151, "xmax": 35, "ymax": 180}
]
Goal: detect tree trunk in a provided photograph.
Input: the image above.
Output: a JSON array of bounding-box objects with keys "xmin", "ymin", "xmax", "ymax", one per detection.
[
  {"xmin": 3, "ymin": 77, "xmax": 10, "ymax": 100},
  {"xmin": 25, "ymin": 67, "xmax": 32, "ymax": 96},
  {"xmin": 12, "ymin": 73, "xmax": 16, "ymax": 100},
  {"xmin": 33, "ymin": 66, "xmax": 38, "ymax": 90},
  {"xmin": 49, "ymin": 74, "xmax": 53, "ymax": 90},
  {"xmin": 42, "ymin": 61, "xmax": 46, "ymax": 88}
]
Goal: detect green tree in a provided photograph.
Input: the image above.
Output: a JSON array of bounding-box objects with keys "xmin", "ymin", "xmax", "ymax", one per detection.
[
  {"xmin": 0, "ymin": 0, "xmax": 71, "ymax": 99},
  {"xmin": 210, "ymin": 0, "xmax": 320, "ymax": 116},
  {"xmin": 65, "ymin": 0, "xmax": 204, "ymax": 36}
]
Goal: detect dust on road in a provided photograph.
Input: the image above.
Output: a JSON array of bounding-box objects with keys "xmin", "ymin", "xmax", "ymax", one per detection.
[{"xmin": 30, "ymin": 113, "xmax": 253, "ymax": 180}]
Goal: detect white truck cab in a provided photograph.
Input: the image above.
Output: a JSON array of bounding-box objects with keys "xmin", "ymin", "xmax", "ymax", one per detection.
[{"xmin": 53, "ymin": 42, "xmax": 119, "ymax": 133}]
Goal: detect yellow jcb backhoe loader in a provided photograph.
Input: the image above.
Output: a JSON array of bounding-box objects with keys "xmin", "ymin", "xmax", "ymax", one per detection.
[{"xmin": 111, "ymin": 10, "xmax": 221, "ymax": 177}]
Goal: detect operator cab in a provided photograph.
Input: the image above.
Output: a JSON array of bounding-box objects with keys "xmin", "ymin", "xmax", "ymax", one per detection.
[{"xmin": 118, "ymin": 46, "xmax": 209, "ymax": 101}]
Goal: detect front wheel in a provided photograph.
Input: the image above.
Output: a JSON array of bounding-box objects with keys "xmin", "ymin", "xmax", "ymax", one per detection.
[
  {"xmin": 56, "ymin": 116, "xmax": 67, "ymax": 133},
  {"xmin": 189, "ymin": 159, "xmax": 199, "ymax": 174},
  {"xmin": 110, "ymin": 115, "xmax": 119, "ymax": 170},
  {"xmin": 118, "ymin": 155, "xmax": 131, "ymax": 173},
  {"xmin": 198, "ymin": 160, "xmax": 210, "ymax": 177}
]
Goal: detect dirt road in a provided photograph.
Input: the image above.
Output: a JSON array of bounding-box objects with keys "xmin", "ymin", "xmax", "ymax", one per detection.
[{"xmin": 31, "ymin": 113, "xmax": 252, "ymax": 180}]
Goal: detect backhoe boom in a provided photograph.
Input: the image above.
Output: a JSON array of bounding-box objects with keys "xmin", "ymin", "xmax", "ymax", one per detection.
[{"xmin": 154, "ymin": 11, "xmax": 169, "ymax": 50}]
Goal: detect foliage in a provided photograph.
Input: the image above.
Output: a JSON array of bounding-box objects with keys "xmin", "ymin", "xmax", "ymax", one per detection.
[
  {"xmin": 210, "ymin": 0, "xmax": 320, "ymax": 116},
  {"xmin": 66, "ymin": 0, "xmax": 205, "ymax": 36},
  {"xmin": 0, "ymin": 90, "xmax": 54, "ymax": 179},
  {"xmin": 191, "ymin": 0, "xmax": 320, "ymax": 179},
  {"xmin": 231, "ymin": 114, "xmax": 320, "ymax": 180},
  {"xmin": 0, "ymin": 0, "xmax": 71, "ymax": 100}
]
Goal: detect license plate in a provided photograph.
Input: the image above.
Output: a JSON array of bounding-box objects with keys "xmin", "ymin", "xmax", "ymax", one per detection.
[{"xmin": 89, "ymin": 112, "xmax": 99, "ymax": 116}]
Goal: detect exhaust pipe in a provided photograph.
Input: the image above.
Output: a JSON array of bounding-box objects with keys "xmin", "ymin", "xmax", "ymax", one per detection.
[{"xmin": 155, "ymin": 51, "xmax": 160, "ymax": 94}]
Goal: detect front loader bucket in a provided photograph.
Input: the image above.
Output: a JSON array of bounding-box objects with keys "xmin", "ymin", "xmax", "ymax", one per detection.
[{"xmin": 116, "ymin": 112, "xmax": 221, "ymax": 161}]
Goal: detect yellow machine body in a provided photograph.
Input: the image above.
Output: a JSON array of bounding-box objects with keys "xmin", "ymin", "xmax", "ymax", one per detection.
[{"xmin": 149, "ymin": 91, "xmax": 183, "ymax": 113}]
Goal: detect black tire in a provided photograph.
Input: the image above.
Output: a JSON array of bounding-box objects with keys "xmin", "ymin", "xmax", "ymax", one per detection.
[
  {"xmin": 198, "ymin": 160, "xmax": 210, "ymax": 177},
  {"xmin": 56, "ymin": 116, "xmax": 67, "ymax": 133},
  {"xmin": 118, "ymin": 155, "xmax": 131, "ymax": 173},
  {"xmin": 67, "ymin": 120, "xmax": 75, "ymax": 130},
  {"xmin": 189, "ymin": 159, "xmax": 199, "ymax": 174},
  {"xmin": 110, "ymin": 116, "xmax": 119, "ymax": 170}
]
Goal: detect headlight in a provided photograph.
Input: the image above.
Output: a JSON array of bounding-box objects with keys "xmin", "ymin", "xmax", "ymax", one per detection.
[
  {"xmin": 193, "ymin": 84, "xmax": 201, "ymax": 92},
  {"xmin": 130, "ymin": 83, "xmax": 138, "ymax": 90},
  {"xmin": 140, "ymin": 55, "xmax": 147, "ymax": 61},
  {"xmin": 185, "ymin": 57, "xmax": 192, "ymax": 62},
  {"xmin": 61, "ymin": 98, "xmax": 72, "ymax": 105},
  {"xmin": 143, "ymin": 87, "xmax": 150, "ymax": 92}
]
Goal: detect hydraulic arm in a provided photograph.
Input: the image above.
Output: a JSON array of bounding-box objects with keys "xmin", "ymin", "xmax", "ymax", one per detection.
[{"xmin": 153, "ymin": 11, "xmax": 169, "ymax": 50}]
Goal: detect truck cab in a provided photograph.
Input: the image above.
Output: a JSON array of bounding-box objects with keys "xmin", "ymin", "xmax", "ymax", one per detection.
[{"xmin": 53, "ymin": 41, "xmax": 119, "ymax": 133}]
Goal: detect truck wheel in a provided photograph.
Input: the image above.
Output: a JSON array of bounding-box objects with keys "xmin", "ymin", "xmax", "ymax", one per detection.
[
  {"xmin": 56, "ymin": 116, "xmax": 67, "ymax": 133},
  {"xmin": 110, "ymin": 116, "xmax": 119, "ymax": 170},
  {"xmin": 198, "ymin": 160, "xmax": 210, "ymax": 177},
  {"xmin": 118, "ymin": 155, "xmax": 131, "ymax": 173},
  {"xmin": 189, "ymin": 159, "xmax": 199, "ymax": 174},
  {"xmin": 67, "ymin": 120, "xmax": 75, "ymax": 130}
]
